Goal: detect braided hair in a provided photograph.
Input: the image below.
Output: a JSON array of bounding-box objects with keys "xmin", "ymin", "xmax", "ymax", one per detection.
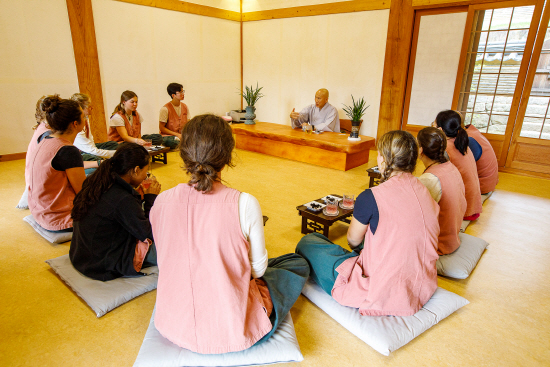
[
  {"xmin": 376, "ymin": 130, "xmax": 418, "ymax": 183},
  {"xmin": 417, "ymin": 127, "xmax": 448, "ymax": 163}
]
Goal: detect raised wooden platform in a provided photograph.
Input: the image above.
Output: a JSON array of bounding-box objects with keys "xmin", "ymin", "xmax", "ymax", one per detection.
[{"xmin": 231, "ymin": 121, "xmax": 375, "ymax": 171}]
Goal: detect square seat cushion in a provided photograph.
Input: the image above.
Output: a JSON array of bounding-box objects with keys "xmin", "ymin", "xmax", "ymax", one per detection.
[
  {"xmin": 301, "ymin": 279, "xmax": 469, "ymax": 356},
  {"xmin": 460, "ymin": 192, "xmax": 493, "ymax": 232},
  {"xmin": 133, "ymin": 309, "xmax": 304, "ymax": 367},
  {"xmin": 436, "ymin": 232, "xmax": 488, "ymax": 279},
  {"xmin": 23, "ymin": 215, "xmax": 72, "ymax": 243},
  {"xmin": 46, "ymin": 254, "xmax": 158, "ymax": 317}
]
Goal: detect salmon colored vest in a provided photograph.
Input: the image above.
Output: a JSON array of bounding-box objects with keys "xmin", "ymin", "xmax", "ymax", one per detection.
[
  {"xmin": 27, "ymin": 136, "xmax": 76, "ymax": 230},
  {"xmin": 446, "ymin": 139, "xmax": 483, "ymax": 217},
  {"xmin": 466, "ymin": 125, "xmax": 499, "ymax": 194},
  {"xmin": 426, "ymin": 162, "xmax": 467, "ymax": 255},
  {"xmin": 161, "ymin": 102, "xmax": 188, "ymax": 135},
  {"xmin": 150, "ymin": 182, "xmax": 272, "ymax": 354},
  {"xmin": 25, "ymin": 123, "xmax": 50, "ymax": 186},
  {"xmin": 332, "ymin": 173, "xmax": 439, "ymax": 316},
  {"xmin": 108, "ymin": 111, "xmax": 141, "ymax": 142}
]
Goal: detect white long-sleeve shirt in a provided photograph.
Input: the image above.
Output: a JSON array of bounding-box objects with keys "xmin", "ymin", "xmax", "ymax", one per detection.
[
  {"xmin": 238, "ymin": 192, "xmax": 268, "ymax": 278},
  {"xmin": 74, "ymin": 130, "xmax": 115, "ymax": 159},
  {"xmin": 291, "ymin": 102, "xmax": 340, "ymax": 132}
]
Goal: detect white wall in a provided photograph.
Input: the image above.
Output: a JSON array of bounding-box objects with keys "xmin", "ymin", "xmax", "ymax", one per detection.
[
  {"xmin": 243, "ymin": 0, "xmax": 351, "ymax": 12},
  {"xmin": 92, "ymin": 0, "xmax": 241, "ymax": 135},
  {"xmin": 407, "ymin": 12, "xmax": 467, "ymax": 126},
  {"xmin": 0, "ymin": 0, "xmax": 79, "ymax": 155},
  {"xmin": 243, "ymin": 10, "xmax": 389, "ymax": 138}
]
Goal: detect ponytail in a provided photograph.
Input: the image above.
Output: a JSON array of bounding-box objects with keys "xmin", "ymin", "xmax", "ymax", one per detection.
[
  {"xmin": 112, "ymin": 90, "xmax": 137, "ymax": 117},
  {"xmin": 435, "ymin": 110, "xmax": 469, "ymax": 155},
  {"xmin": 71, "ymin": 143, "xmax": 150, "ymax": 221}
]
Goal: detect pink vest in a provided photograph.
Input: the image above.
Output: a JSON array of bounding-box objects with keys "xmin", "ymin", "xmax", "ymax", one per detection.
[
  {"xmin": 466, "ymin": 125, "xmax": 499, "ymax": 194},
  {"xmin": 25, "ymin": 123, "xmax": 50, "ymax": 186},
  {"xmin": 426, "ymin": 162, "xmax": 467, "ymax": 255},
  {"xmin": 446, "ymin": 139, "xmax": 483, "ymax": 217},
  {"xmin": 108, "ymin": 111, "xmax": 142, "ymax": 142},
  {"xmin": 161, "ymin": 102, "xmax": 188, "ymax": 135},
  {"xmin": 27, "ymin": 136, "xmax": 76, "ymax": 230},
  {"xmin": 150, "ymin": 182, "xmax": 272, "ymax": 354},
  {"xmin": 331, "ymin": 173, "xmax": 439, "ymax": 316}
]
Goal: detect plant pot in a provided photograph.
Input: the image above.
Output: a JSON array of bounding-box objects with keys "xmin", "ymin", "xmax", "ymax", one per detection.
[
  {"xmin": 244, "ymin": 106, "xmax": 256, "ymax": 125},
  {"xmin": 348, "ymin": 120, "xmax": 361, "ymax": 141}
]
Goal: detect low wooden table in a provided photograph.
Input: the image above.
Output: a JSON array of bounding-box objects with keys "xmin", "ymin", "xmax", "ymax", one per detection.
[
  {"xmin": 296, "ymin": 195, "xmax": 354, "ymax": 237},
  {"xmin": 366, "ymin": 166, "xmax": 382, "ymax": 188},
  {"xmin": 148, "ymin": 146, "xmax": 170, "ymax": 164},
  {"xmin": 231, "ymin": 121, "xmax": 375, "ymax": 171}
]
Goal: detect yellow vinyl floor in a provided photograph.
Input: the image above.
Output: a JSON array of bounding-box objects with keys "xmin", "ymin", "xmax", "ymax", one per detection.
[{"xmin": 1, "ymin": 149, "xmax": 549, "ymax": 367}]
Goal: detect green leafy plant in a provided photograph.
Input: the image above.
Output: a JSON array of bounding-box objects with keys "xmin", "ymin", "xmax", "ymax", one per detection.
[
  {"xmin": 342, "ymin": 96, "xmax": 369, "ymax": 122},
  {"xmin": 240, "ymin": 83, "xmax": 264, "ymax": 107}
]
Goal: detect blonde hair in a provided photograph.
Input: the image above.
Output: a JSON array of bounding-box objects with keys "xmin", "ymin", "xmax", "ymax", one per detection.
[
  {"xmin": 34, "ymin": 95, "xmax": 48, "ymax": 130},
  {"xmin": 70, "ymin": 93, "xmax": 91, "ymax": 110},
  {"xmin": 376, "ymin": 130, "xmax": 418, "ymax": 182}
]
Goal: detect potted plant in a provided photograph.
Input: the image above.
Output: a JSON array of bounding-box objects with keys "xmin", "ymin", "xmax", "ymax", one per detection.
[
  {"xmin": 342, "ymin": 96, "xmax": 369, "ymax": 141},
  {"xmin": 240, "ymin": 83, "xmax": 264, "ymax": 125}
]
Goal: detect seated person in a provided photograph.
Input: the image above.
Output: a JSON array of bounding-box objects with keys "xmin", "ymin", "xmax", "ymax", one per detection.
[
  {"xmin": 290, "ymin": 88, "xmax": 340, "ymax": 132},
  {"xmin": 150, "ymin": 114, "xmax": 309, "ymax": 354},
  {"xmin": 70, "ymin": 143, "xmax": 160, "ymax": 281},
  {"xmin": 296, "ymin": 130, "xmax": 439, "ymax": 317},
  {"xmin": 158, "ymin": 82, "xmax": 188, "ymax": 146},
  {"xmin": 71, "ymin": 93, "xmax": 118, "ymax": 162},
  {"xmin": 417, "ymin": 127, "xmax": 467, "ymax": 255},
  {"xmin": 464, "ymin": 120, "xmax": 499, "ymax": 194},
  {"xmin": 108, "ymin": 90, "xmax": 176, "ymax": 148},
  {"xmin": 434, "ymin": 110, "xmax": 482, "ymax": 221},
  {"xmin": 24, "ymin": 96, "xmax": 51, "ymax": 202},
  {"xmin": 28, "ymin": 95, "xmax": 96, "ymax": 231}
]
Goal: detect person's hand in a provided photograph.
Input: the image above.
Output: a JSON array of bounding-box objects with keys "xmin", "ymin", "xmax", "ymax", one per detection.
[
  {"xmin": 290, "ymin": 108, "xmax": 300, "ymax": 120},
  {"xmin": 135, "ymin": 138, "xmax": 146, "ymax": 145},
  {"xmin": 144, "ymin": 178, "xmax": 161, "ymax": 195},
  {"xmin": 175, "ymin": 133, "xmax": 181, "ymax": 140}
]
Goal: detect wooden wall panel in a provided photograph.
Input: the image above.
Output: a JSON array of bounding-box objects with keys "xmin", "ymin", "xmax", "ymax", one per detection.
[
  {"xmin": 114, "ymin": 0, "xmax": 241, "ymax": 21},
  {"xmin": 241, "ymin": 0, "xmax": 390, "ymax": 21},
  {"xmin": 413, "ymin": 0, "xmax": 516, "ymax": 9},
  {"xmin": 377, "ymin": 0, "xmax": 415, "ymax": 140},
  {"xmin": 66, "ymin": 0, "xmax": 107, "ymax": 142}
]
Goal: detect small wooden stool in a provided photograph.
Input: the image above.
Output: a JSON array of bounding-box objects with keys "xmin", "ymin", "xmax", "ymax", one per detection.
[
  {"xmin": 366, "ymin": 166, "xmax": 381, "ymax": 188},
  {"xmin": 296, "ymin": 195, "xmax": 354, "ymax": 237},
  {"xmin": 148, "ymin": 146, "xmax": 170, "ymax": 164}
]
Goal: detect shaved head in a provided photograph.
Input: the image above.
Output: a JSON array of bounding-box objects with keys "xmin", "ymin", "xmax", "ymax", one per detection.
[{"xmin": 315, "ymin": 89, "xmax": 329, "ymax": 109}]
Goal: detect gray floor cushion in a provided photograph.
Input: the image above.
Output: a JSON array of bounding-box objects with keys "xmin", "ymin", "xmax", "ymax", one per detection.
[
  {"xmin": 437, "ymin": 232, "xmax": 488, "ymax": 279},
  {"xmin": 23, "ymin": 215, "xmax": 73, "ymax": 243},
  {"xmin": 46, "ymin": 254, "xmax": 158, "ymax": 317},
  {"xmin": 460, "ymin": 192, "xmax": 493, "ymax": 233},
  {"xmin": 301, "ymin": 278, "xmax": 469, "ymax": 356},
  {"xmin": 460, "ymin": 220, "xmax": 470, "ymax": 233},
  {"xmin": 133, "ymin": 309, "xmax": 303, "ymax": 367}
]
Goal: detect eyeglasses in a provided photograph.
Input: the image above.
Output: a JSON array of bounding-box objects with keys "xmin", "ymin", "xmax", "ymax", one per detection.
[{"xmin": 177, "ymin": 90, "xmax": 185, "ymax": 95}]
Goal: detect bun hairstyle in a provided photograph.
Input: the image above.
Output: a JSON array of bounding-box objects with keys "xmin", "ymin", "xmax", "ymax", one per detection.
[
  {"xmin": 435, "ymin": 110, "xmax": 469, "ymax": 156},
  {"xmin": 180, "ymin": 114, "xmax": 235, "ymax": 193},
  {"xmin": 417, "ymin": 127, "xmax": 448, "ymax": 164},
  {"xmin": 41, "ymin": 95, "xmax": 82, "ymax": 133},
  {"xmin": 34, "ymin": 95, "xmax": 48, "ymax": 130},
  {"xmin": 377, "ymin": 130, "xmax": 418, "ymax": 183},
  {"xmin": 112, "ymin": 90, "xmax": 138, "ymax": 117},
  {"xmin": 71, "ymin": 143, "xmax": 150, "ymax": 221}
]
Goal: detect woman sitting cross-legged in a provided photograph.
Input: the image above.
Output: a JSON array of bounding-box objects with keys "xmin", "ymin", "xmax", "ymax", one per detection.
[
  {"xmin": 296, "ymin": 130, "xmax": 440, "ymax": 317},
  {"xmin": 28, "ymin": 95, "xmax": 97, "ymax": 231},
  {"xmin": 434, "ymin": 110, "xmax": 482, "ymax": 220},
  {"xmin": 69, "ymin": 143, "xmax": 160, "ymax": 281},
  {"xmin": 417, "ymin": 127, "xmax": 467, "ymax": 255},
  {"xmin": 150, "ymin": 114, "xmax": 309, "ymax": 353}
]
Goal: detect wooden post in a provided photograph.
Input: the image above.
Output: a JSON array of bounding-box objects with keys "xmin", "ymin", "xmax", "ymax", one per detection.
[
  {"xmin": 377, "ymin": 0, "xmax": 415, "ymax": 140},
  {"xmin": 66, "ymin": 0, "xmax": 107, "ymax": 142}
]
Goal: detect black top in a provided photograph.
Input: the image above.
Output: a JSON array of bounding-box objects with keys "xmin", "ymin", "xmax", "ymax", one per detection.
[
  {"xmin": 38, "ymin": 131, "xmax": 83, "ymax": 170},
  {"xmin": 69, "ymin": 175, "xmax": 157, "ymax": 281},
  {"xmin": 352, "ymin": 189, "xmax": 379, "ymax": 235},
  {"xmin": 468, "ymin": 137, "xmax": 483, "ymax": 161}
]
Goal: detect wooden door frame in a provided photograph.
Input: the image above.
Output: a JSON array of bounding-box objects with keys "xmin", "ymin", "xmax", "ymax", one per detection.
[
  {"xmin": 450, "ymin": 0, "xmax": 544, "ymax": 167},
  {"xmin": 402, "ymin": 6, "xmax": 468, "ymax": 136}
]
